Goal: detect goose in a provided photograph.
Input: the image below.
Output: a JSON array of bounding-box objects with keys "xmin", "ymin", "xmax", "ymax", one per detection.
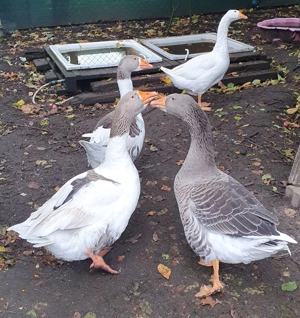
[
  {"xmin": 150, "ymin": 94, "xmax": 297, "ymax": 296},
  {"xmin": 8, "ymin": 90, "xmax": 158, "ymax": 274},
  {"xmin": 160, "ymin": 10, "xmax": 248, "ymax": 110},
  {"xmin": 80, "ymin": 55, "xmax": 153, "ymax": 168}
]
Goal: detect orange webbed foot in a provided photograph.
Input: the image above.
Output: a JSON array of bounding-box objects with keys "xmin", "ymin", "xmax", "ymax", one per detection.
[
  {"xmin": 196, "ymin": 259, "xmax": 224, "ymax": 298},
  {"xmin": 86, "ymin": 249, "xmax": 119, "ymax": 275}
]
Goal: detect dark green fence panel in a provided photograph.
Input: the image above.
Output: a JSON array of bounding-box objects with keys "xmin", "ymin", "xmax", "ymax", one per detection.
[{"xmin": 1, "ymin": 0, "xmax": 299, "ymax": 30}]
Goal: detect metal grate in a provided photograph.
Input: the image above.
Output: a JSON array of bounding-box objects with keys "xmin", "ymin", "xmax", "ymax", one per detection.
[{"xmin": 62, "ymin": 48, "xmax": 126, "ymax": 67}]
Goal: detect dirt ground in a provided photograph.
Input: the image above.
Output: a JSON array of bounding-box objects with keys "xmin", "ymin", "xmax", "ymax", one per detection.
[{"xmin": 1, "ymin": 5, "xmax": 300, "ymax": 318}]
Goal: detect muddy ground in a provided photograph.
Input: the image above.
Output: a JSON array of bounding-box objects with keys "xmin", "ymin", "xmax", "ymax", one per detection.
[{"xmin": 1, "ymin": 6, "xmax": 300, "ymax": 318}]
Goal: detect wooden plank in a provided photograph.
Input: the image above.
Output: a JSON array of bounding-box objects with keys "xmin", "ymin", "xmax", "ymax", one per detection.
[
  {"xmin": 222, "ymin": 69, "xmax": 278, "ymax": 85},
  {"xmin": 228, "ymin": 60, "xmax": 271, "ymax": 73}
]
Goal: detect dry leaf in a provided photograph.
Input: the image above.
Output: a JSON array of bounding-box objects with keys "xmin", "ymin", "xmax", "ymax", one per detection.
[
  {"xmin": 73, "ymin": 312, "xmax": 81, "ymax": 318},
  {"xmin": 27, "ymin": 182, "xmax": 40, "ymax": 189},
  {"xmin": 152, "ymin": 232, "xmax": 158, "ymax": 242},
  {"xmin": 118, "ymin": 255, "xmax": 125, "ymax": 262},
  {"xmin": 125, "ymin": 233, "xmax": 142, "ymax": 244},
  {"xmin": 176, "ymin": 160, "xmax": 184, "ymax": 166},
  {"xmin": 284, "ymin": 208, "xmax": 296, "ymax": 218},
  {"xmin": 35, "ymin": 160, "xmax": 47, "ymax": 166},
  {"xmin": 252, "ymin": 170, "xmax": 263, "ymax": 175},
  {"xmin": 161, "ymin": 185, "xmax": 171, "ymax": 191},
  {"xmin": 23, "ymin": 250, "xmax": 33, "ymax": 256},
  {"xmin": 195, "ymin": 285, "xmax": 213, "ymax": 298},
  {"xmin": 146, "ymin": 180, "xmax": 157, "ymax": 186},
  {"xmin": 199, "ymin": 296, "xmax": 221, "ymax": 308},
  {"xmin": 252, "ymin": 161, "xmax": 261, "ymax": 167},
  {"xmin": 20, "ymin": 104, "xmax": 33, "ymax": 114},
  {"xmin": 150, "ymin": 145, "xmax": 158, "ymax": 152},
  {"xmin": 157, "ymin": 263, "xmax": 171, "ymax": 280},
  {"xmin": 160, "ymin": 75, "xmax": 172, "ymax": 85},
  {"xmin": 147, "ymin": 211, "xmax": 156, "ymax": 216},
  {"xmin": 54, "ymin": 186, "xmax": 60, "ymax": 192}
]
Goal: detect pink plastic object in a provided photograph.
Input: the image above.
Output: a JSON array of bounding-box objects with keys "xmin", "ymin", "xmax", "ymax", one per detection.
[{"xmin": 257, "ymin": 18, "xmax": 300, "ymax": 43}]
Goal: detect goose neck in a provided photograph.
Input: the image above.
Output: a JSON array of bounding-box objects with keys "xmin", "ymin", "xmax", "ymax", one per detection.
[
  {"xmin": 180, "ymin": 111, "xmax": 216, "ymax": 178},
  {"xmin": 213, "ymin": 15, "xmax": 231, "ymax": 52}
]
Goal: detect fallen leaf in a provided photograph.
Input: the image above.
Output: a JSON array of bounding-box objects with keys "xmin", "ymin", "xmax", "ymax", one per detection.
[
  {"xmin": 0, "ymin": 246, "xmax": 6, "ymax": 252},
  {"xmin": 176, "ymin": 160, "xmax": 184, "ymax": 165},
  {"xmin": 35, "ymin": 160, "xmax": 47, "ymax": 166},
  {"xmin": 146, "ymin": 180, "xmax": 157, "ymax": 186},
  {"xmin": 195, "ymin": 285, "xmax": 213, "ymax": 298},
  {"xmin": 125, "ymin": 233, "xmax": 142, "ymax": 244},
  {"xmin": 152, "ymin": 232, "xmax": 158, "ymax": 242},
  {"xmin": 150, "ymin": 145, "xmax": 158, "ymax": 152},
  {"xmin": 199, "ymin": 296, "xmax": 221, "ymax": 308},
  {"xmin": 252, "ymin": 161, "xmax": 261, "ymax": 167},
  {"xmin": 13, "ymin": 99, "xmax": 25, "ymax": 107},
  {"xmin": 252, "ymin": 170, "xmax": 263, "ymax": 175},
  {"xmin": 36, "ymin": 147, "xmax": 46, "ymax": 151},
  {"xmin": 54, "ymin": 186, "xmax": 60, "ymax": 192},
  {"xmin": 281, "ymin": 281, "xmax": 297, "ymax": 292},
  {"xmin": 83, "ymin": 312, "xmax": 97, "ymax": 318},
  {"xmin": 118, "ymin": 255, "xmax": 125, "ymax": 262},
  {"xmin": 147, "ymin": 211, "xmax": 156, "ymax": 216},
  {"xmin": 27, "ymin": 182, "xmax": 40, "ymax": 189},
  {"xmin": 73, "ymin": 312, "xmax": 81, "ymax": 318},
  {"xmin": 20, "ymin": 104, "xmax": 33, "ymax": 114},
  {"xmin": 160, "ymin": 75, "xmax": 172, "ymax": 84},
  {"xmin": 23, "ymin": 250, "xmax": 33, "ymax": 256},
  {"xmin": 284, "ymin": 208, "xmax": 296, "ymax": 218},
  {"xmin": 161, "ymin": 185, "xmax": 171, "ymax": 191},
  {"xmin": 158, "ymin": 208, "xmax": 168, "ymax": 215},
  {"xmin": 157, "ymin": 263, "xmax": 171, "ymax": 280}
]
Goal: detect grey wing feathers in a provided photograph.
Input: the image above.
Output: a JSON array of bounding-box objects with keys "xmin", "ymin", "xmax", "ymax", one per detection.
[
  {"xmin": 94, "ymin": 111, "xmax": 115, "ymax": 130},
  {"xmin": 190, "ymin": 173, "xmax": 279, "ymax": 237}
]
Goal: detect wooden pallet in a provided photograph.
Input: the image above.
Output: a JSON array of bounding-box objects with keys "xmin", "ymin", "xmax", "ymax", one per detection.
[{"xmin": 43, "ymin": 47, "xmax": 279, "ymax": 105}]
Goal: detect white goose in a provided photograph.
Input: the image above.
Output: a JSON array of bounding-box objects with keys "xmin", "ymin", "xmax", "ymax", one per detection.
[
  {"xmin": 160, "ymin": 10, "xmax": 248, "ymax": 110},
  {"xmin": 80, "ymin": 55, "xmax": 153, "ymax": 168},
  {"xmin": 151, "ymin": 94, "xmax": 297, "ymax": 296},
  {"xmin": 8, "ymin": 90, "xmax": 158, "ymax": 274}
]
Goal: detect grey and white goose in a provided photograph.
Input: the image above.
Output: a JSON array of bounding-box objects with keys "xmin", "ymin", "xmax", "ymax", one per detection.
[
  {"xmin": 151, "ymin": 94, "xmax": 297, "ymax": 297},
  {"xmin": 80, "ymin": 55, "xmax": 153, "ymax": 168},
  {"xmin": 8, "ymin": 90, "xmax": 158, "ymax": 274}
]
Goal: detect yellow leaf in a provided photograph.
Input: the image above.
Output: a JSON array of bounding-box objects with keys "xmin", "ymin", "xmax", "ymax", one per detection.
[
  {"xmin": 160, "ymin": 75, "xmax": 172, "ymax": 85},
  {"xmin": 14, "ymin": 99, "xmax": 25, "ymax": 107},
  {"xmin": 161, "ymin": 185, "xmax": 171, "ymax": 191},
  {"xmin": 157, "ymin": 264, "xmax": 171, "ymax": 280}
]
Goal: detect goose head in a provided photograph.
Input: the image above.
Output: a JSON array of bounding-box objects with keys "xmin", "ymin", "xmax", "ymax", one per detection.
[
  {"xmin": 118, "ymin": 90, "xmax": 158, "ymax": 118},
  {"xmin": 150, "ymin": 94, "xmax": 198, "ymax": 120},
  {"xmin": 119, "ymin": 55, "xmax": 153, "ymax": 73},
  {"xmin": 224, "ymin": 9, "xmax": 248, "ymax": 22}
]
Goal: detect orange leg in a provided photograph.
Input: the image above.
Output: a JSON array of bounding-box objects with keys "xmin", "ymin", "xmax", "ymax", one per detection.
[
  {"xmin": 211, "ymin": 260, "xmax": 224, "ymax": 292},
  {"xmin": 197, "ymin": 94, "xmax": 211, "ymax": 111},
  {"xmin": 196, "ymin": 259, "xmax": 224, "ymax": 298},
  {"xmin": 86, "ymin": 248, "xmax": 118, "ymax": 274}
]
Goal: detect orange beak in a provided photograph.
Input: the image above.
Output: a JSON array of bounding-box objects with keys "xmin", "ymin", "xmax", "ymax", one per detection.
[
  {"xmin": 150, "ymin": 96, "xmax": 167, "ymax": 109},
  {"xmin": 238, "ymin": 11, "xmax": 248, "ymax": 19},
  {"xmin": 137, "ymin": 91, "xmax": 158, "ymax": 104},
  {"xmin": 139, "ymin": 58, "xmax": 153, "ymax": 69}
]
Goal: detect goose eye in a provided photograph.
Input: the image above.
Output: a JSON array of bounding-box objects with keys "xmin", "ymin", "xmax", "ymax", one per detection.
[{"xmin": 171, "ymin": 97, "xmax": 175, "ymax": 101}]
